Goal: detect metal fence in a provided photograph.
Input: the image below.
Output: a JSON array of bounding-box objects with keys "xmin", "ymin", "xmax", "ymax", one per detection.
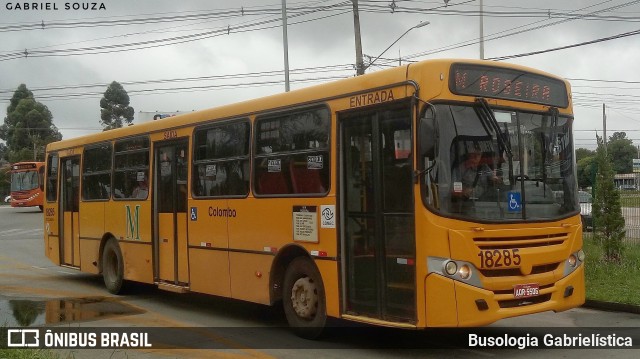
[{"xmin": 584, "ymin": 191, "xmax": 640, "ymax": 242}]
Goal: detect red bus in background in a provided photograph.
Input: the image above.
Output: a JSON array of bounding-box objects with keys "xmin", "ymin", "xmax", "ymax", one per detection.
[{"xmin": 10, "ymin": 162, "xmax": 45, "ymax": 211}]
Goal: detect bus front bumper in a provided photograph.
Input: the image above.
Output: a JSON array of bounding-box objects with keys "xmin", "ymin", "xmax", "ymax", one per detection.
[{"xmin": 424, "ymin": 264, "xmax": 585, "ymax": 327}]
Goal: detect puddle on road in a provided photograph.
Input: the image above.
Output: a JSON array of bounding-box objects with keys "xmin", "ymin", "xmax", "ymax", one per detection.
[{"xmin": 0, "ymin": 296, "xmax": 145, "ymax": 326}]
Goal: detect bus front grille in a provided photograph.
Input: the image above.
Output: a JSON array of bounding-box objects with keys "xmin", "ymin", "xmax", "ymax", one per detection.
[
  {"xmin": 473, "ymin": 233, "xmax": 568, "ymax": 250},
  {"xmin": 479, "ymin": 262, "xmax": 561, "ymax": 278}
]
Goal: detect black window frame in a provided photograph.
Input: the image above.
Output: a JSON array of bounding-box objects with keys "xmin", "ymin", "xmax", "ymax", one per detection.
[
  {"xmin": 81, "ymin": 142, "xmax": 113, "ymax": 201},
  {"xmin": 192, "ymin": 119, "xmax": 251, "ymax": 199}
]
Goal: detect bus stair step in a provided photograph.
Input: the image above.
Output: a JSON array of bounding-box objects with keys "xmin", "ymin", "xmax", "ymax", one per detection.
[{"xmin": 157, "ymin": 282, "xmax": 190, "ymax": 293}]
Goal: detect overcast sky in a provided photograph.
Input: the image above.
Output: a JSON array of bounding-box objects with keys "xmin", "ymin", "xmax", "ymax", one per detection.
[{"xmin": 1, "ymin": 0, "xmax": 640, "ymax": 150}]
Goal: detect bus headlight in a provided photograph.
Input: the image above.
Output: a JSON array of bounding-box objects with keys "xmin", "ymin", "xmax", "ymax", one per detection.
[
  {"xmin": 428, "ymin": 257, "xmax": 483, "ymax": 288},
  {"xmin": 444, "ymin": 260, "xmax": 457, "ymax": 275},
  {"xmin": 459, "ymin": 264, "xmax": 471, "ymax": 279},
  {"xmin": 563, "ymin": 249, "xmax": 585, "ymax": 277}
]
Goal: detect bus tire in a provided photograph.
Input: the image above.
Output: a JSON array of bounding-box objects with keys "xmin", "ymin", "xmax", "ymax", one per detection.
[
  {"xmin": 283, "ymin": 257, "xmax": 326, "ymax": 339},
  {"xmin": 102, "ymin": 238, "xmax": 125, "ymax": 294}
]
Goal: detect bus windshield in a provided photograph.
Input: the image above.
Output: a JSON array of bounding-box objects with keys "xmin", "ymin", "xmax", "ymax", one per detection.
[
  {"xmin": 11, "ymin": 170, "xmax": 40, "ymax": 192},
  {"xmin": 422, "ymin": 103, "xmax": 579, "ymax": 222}
]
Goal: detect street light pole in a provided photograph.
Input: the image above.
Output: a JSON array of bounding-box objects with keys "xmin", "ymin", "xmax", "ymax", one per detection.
[
  {"xmin": 352, "ymin": 0, "xmax": 365, "ymax": 75},
  {"xmin": 281, "ymin": 0, "xmax": 290, "ymax": 92},
  {"xmin": 362, "ymin": 21, "xmax": 429, "ymax": 73}
]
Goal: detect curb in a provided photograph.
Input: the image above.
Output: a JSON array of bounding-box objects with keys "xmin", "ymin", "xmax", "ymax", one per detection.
[{"xmin": 583, "ymin": 299, "xmax": 640, "ymax": 314}]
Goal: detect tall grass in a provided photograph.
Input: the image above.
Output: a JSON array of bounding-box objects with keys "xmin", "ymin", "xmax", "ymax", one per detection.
[{"xmin": 583, "ymin": 236, "xmax": 640, "ymax": 305}]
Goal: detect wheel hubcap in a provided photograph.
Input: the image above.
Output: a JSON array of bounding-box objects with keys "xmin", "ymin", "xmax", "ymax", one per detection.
[{"xmin": 291, "ymin": 276, "xmax": 318, "ymax": 319}]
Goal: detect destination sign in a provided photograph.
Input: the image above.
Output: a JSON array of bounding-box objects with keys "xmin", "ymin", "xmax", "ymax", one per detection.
[
  {"xmin": 12, "ymin": 163, "xmax": 37, "ymax": 170},
  {"xmin": 449, "ymin": 63, "xmax": 569, "ymax": 108}
]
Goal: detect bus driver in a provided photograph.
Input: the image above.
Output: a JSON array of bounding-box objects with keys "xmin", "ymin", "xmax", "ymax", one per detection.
[{"xmin": 453, "ymin": 145, "xmax": 500, "ymax": 200}]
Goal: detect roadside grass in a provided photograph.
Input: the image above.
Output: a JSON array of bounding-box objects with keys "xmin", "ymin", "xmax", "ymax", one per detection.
[
  {"xmin": 583, "ymin": 235, "xmax": 640, "ymax": 305},
  {"xmin": 0, "ymin": 326, "xmax": 60, "ymax": 359},
  {"xmin": 619, "ymin": 195, "xmax": 640, "ymax": 208},
  {"xmin": 0, "ymin": 348, "xmax": 60, "ymax": 359}
]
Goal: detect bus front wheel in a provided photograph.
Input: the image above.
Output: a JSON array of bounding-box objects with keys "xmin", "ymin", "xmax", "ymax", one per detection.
[
  {"xmin": 102, "ymin": 238, "xmax": 125, "ymax": 294},
  {"xmin": 283, "ymin": 257, "xmax": 327, "ymax": 339}
]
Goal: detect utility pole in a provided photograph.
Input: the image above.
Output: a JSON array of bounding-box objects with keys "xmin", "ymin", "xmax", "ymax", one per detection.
[
  {"xmin": 352, "ymin": 0, "xmax": 365, "ymax": 75},
  {"xmin": 479, "ymin": 0, "xmax": 485, "ymax": 59},
  {"xmin": 603, "ymin": 103, "xmax": 607, "ymax": 150},
  {"xmin": 281, "ymin": 0, "xmax": 290, "ymax": 91}
]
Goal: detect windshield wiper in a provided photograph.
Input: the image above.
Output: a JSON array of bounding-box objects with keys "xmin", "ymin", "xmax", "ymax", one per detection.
[{"xmin": 475, "ymin": 98, "xmax": 513, "ymax": 158}]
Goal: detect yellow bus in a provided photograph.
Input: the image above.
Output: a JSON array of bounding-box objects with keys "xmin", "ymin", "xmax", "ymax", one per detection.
[{"xmin": 43, "ymin": 59, "xmax": 584, "ymax": 338}]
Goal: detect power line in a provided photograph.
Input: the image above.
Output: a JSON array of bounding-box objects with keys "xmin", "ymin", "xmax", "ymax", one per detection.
[{"xmin": 488, "ymin": 28, "xmax": 640, "ymax": 61}]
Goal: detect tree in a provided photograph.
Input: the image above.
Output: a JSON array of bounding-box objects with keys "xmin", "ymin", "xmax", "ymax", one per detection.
[
  {"xmin": 0, "ymin": 84, "xmax": 62, "ymax": 162},
  {"xmin": 592, "ymin": 135, "xmax": 625, "ymax": 263},
  {"xmin": 100, "ymin": 81, "xmax": 134, "ymax": 131},
  {"xmin": 577, "ymin": 156, "xmax": 596, "ymax": 189},
  {"xmin": 607, "ymin": 132, "xmax": 636, "ymax": 174},
  {"xmin": 575, "ymin": 148, "xmax": 595, "ymax": 163}
]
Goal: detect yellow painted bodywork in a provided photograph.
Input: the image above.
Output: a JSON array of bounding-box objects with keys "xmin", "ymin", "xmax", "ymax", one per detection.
[{"xmin": 43, "ymin": 59, "xmax": 582, "ymax": 329}]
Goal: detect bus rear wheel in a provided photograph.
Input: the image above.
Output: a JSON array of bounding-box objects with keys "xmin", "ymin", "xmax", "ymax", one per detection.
[
  {"xmin": 283, "ymin": 257, "xmax": 326, "ymax": 339},
  {"xmin": 102, "ymin": 238, "xmax": 125, "ymax": 294}
]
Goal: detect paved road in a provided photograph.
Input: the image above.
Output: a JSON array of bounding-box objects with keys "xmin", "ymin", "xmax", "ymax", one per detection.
[{"xmin": 0, "ymin": 206, "xmax": 639, "ymax": 358}]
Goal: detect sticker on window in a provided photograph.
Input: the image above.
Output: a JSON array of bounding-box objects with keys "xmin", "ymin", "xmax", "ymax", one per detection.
[
  {"xmin": 307, "ymin": 155, "xmax": 323, "ymax": 170},
  {"xmin": 268, "ymin": 159, "xmax": 281, "ymax": 172},
  {"xmin": 206, "ymin": 164, "xmax": 217, "ymax": 176},
  {"xmin": 453, "ymin": 181, "xmax": 463, "ymax": 192}
]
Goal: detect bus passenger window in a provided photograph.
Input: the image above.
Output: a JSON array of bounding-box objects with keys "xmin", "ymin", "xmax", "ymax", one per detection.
[
  {"xmin": 192, "ymin": 120, "xmax": 250, "ymax": 198},
  {"xmin": 82, "ymin": 142, "xmax": 112, "ymax": 201},
  {"xmin": 254, "ymin": 107, "xmax": 330, "ymax": 196},
  {"xmin": 46, "ymin": 153, "xmax": 59, "ymax": 202},
  {"xmin": 113, "ymin": 136, "xmax": 150, "ymax": 200}
]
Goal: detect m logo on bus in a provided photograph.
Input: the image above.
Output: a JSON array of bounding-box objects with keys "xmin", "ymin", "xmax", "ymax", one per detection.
[{"xmin": 125, "ymin": 205, "xmax": 141, "ymax": 241}]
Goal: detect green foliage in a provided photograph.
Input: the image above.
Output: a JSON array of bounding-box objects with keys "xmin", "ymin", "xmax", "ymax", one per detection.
[
  {"xmin": 583, "ymin": 237, "xmax": 640, "ymax": 305},
  {"xmin": 592, "ymin": 135, "xmax": 625, "ymax": 263},
  {"xmin": 607, "ymin": 132, "xmax": 636, "ymax": 174},
  {"xmin": 0, "ymin": 84, "xmax": 62, "ymax": 162},
  {"xmin": 575, "ymin": 147, "xmax": 595, "ymax": 162},
  {"xmin": 100, "ymin": 81, "xmax": 134, "ymax": 131},
  {"xmin": 577, "ymin": 155, "xmax": 596, "ymax": 189}
]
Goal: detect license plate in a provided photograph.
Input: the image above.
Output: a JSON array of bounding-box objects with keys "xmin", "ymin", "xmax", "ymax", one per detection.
[{"xmin": 514, "ymin": 283, "xmax": 539, "ymax": 298}]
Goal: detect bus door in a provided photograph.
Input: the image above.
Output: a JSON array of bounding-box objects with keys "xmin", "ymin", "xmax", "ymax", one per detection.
[
  {"xmin": 154, "ymin": 139, "xmax": 189, "ymax": 286},
  {"xmin": 60, "ymin": 156, "xmax": 81, "ymax": 267},
  {"xmin": 340, "ymin": 104, "xmax": 416, "ymax": 323}
]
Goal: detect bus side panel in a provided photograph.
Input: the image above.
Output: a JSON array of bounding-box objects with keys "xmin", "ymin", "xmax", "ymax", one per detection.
[
  {"xmin": 424, "ymin": 274, "xmax": 458, "ymax": 326},
  {"xmin": 228, "ymin": 198, "xmax": 289, "ymax": 304},
  {"xmin": 79, "ymin": 202, "xmax": 105, "ymax": 239},
  {"xmin": 229, "ymin": 252, "xmax": 272, "ymax": 305},
  {"xmin": 119, "ymin": 241, "xmax": 154, "ymax": 284},
  {"xmin": 189, "ymin": 248, "xmax": 231, "ymax": 297},
  {"xmin": 46, "ymin": 235, "xmax": 60, "ymax": 265},
  {"xmin": 104, "ymin": 201, "xmax": 153, "ymax": 283},
  {"xmin": 78, "ymin": 202, "xmax": 105, "ymax": 274},
  {"xmin": 315, "ymin": 259, "xmax": 339, "ymax": 318},
  {"xmin": 79, "ymin": 239, "xmax": 100, "ymax": 274},
  {"xmin": 187, "ymin": 199, "xmax": 230, "ymax": 296},
  {"xmin": 44, "ymin": 204, "xmax": 60, "ymax": 265}
]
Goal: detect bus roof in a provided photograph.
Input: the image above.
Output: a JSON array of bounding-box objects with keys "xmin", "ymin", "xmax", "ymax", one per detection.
[{"xmin": 46, "ymin": 58, "xmax": 570, "ymax": 152}]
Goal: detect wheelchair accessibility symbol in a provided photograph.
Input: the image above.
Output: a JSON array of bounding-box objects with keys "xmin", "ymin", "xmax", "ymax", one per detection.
[{"xmin": 507, "ymin": 191, "xmax": 522, "ymax": 212}]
